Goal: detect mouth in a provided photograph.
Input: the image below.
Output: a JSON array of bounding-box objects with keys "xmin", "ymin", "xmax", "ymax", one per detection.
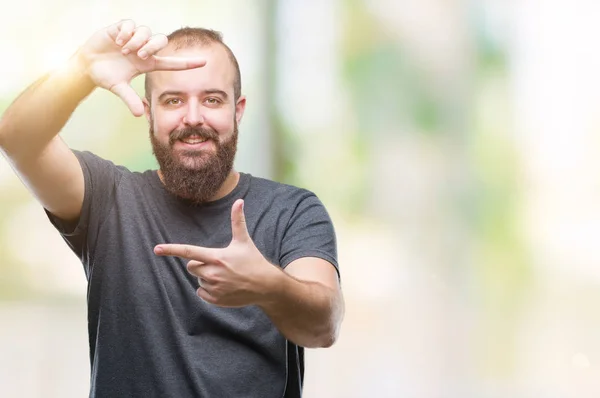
[
  {"xmin": 175, "ymin": 135, "xmax": 212, "ymax": 149},
  {"xmin": 181, "ymin": 135, "xmax": 208, "ymax": 144}
]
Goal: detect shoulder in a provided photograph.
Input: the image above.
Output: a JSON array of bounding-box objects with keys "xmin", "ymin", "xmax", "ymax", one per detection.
[
  {"xmin": 72, "ymin": 150, "xmax": 151, "ymax": 182},
  {"xmin": 244, "ymin": 175, "xmax": 332, "ymax": 227},
  {"xmin": 71, "ymin": 150, "xmax": 128, "ymax": 173},
  {"xmin": 246, "ymin": 174, "xmax": 317, "ymax": 204}
]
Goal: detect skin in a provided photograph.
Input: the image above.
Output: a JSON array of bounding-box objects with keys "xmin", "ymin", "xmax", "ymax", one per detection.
[
  {"xmin": 146, "ymin": 40, "xmax": 344, "ymax": 348},
  {"xmin": 144, "ymin": 44, "xmax": 246, "ymax": 201},
  {"xmin": 0, "ymin": 19, "xmax": 344, "ymax": 348},
  {"xmin": 155, "ymin": 199, "xmax": 345, "ymax": 348},
  {"xmin": 0, "ymin": 19, "xmax": 206, "ymax": 222}
]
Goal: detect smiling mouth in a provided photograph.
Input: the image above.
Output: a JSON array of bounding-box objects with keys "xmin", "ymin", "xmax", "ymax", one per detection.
[{"xmin": 179, "ymin": 135, "xmax": 209, "ymax": 145}]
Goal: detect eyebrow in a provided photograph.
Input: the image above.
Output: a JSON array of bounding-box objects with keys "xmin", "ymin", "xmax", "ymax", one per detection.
[
  {"xmin": 157, "ymin": 89, "xmax": 229, "ymax": 102},
  {"xmin": 157, "ymin": 91, "xmax": 185, "ymax": 102},
  {"xmin": 203, "ymin": 89, "xmax": 228, "ymax": 99}
]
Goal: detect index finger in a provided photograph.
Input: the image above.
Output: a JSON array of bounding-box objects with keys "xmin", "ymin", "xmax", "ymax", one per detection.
[
  {"xmin": 154, "ymin": 244, "xmax": 217, "ymax": 262},
  {"xmin": 152, "ymin": 55, "xmax": 207, "ymax": 71}
]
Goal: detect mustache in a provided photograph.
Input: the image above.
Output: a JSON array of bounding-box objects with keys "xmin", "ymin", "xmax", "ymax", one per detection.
[{"xmin": 169, "ymin": 127, "xmax": 219, "ymax": 146}]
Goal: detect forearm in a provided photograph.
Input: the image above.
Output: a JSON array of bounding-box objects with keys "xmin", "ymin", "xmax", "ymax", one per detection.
[
  {"xmin": 0, "ymin": 53, "xmax": 96, "ymax": 157},
  {"xmin": 258, "ymin": 268, "xmax": 344, "ymax": 348}
]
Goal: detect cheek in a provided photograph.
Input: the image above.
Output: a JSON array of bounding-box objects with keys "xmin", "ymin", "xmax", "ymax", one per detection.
[
  {"xmin": 152, "ymin": 123, "xmax": 170, "ymax": 139},
  {"xmin": 207, "ymin": 110, "xmax": 236, "ymax": 134},
  {"xmin": 153, "ymin": 112, "xmax": 180, "ymax": 137}
]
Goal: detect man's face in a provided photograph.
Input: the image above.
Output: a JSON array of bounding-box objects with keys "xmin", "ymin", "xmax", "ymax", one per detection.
[{"xmin": 144, "ymin": 44, "xmax": 246, "ymax": 203}]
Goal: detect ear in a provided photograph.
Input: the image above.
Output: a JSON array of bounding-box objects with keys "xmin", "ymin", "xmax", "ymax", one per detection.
[
  {"xmin": 143, "ymin": 98, "xmax": 152, "ymax": 125},
  {"xmin": 235, "ymin": 95, "xmax": 247, "ymax": 125}
]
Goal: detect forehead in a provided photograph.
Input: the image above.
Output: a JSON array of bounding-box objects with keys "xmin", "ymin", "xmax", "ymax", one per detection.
[{"xmin": 150, "ymin": 44, "xmax": 235, "ymax": 97}]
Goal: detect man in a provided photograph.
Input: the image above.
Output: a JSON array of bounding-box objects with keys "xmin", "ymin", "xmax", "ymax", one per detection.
[{"xmin": 0, "ymin": 20, "xmax": 343, "ymax": 397}]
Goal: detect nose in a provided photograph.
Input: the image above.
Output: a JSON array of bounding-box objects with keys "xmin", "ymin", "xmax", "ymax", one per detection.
[{"xmin": 183, "ymin": 102, "xmax": 205, "ymax": 127}]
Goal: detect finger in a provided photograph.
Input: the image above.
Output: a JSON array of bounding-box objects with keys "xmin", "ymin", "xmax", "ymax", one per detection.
[
  {"xmin": 186, "ymin": 260, "xmax": 206, "ymax": 276},
  {"xmin": 197, "ymin": 277, "xmax": 217, "ymax": 290},
  {"xmin": 230, "ymin": 199, "xmax": 250, "ymax": 242},
  {"xmin": 121, "ymin": 25, "xmax": 152, "ymax": 55},
  {"xmin": 197, "ymin": 287, "xmax": 217, "ymax": 304},
  {"xmin": 186, "ymin": 259, "xmax": 204, "ymax": 269},
  {"xmin": 110, "ymin": 82, "xmax": 144, "ymax": 117},
  {"xmin": 106, "ymin": 19, "xmax": 129, "ymax": 41},
  {"xmin": 152, "ymin": 55, "xmax": 206, "ymax": 71},
  {"xmin": 106, "ymin": 23, "xmax": 120, "ymax": 41},
  {"xmin": 115, "ymin": 20, "xmax": 136, "ymax": 46},
  {"xmin": 154, "ymin": 244, "xmax": 218, "ymax": 263},
  {"xmin": 136, "ymin": 34, "xmax": 168, "ymax": 60}
]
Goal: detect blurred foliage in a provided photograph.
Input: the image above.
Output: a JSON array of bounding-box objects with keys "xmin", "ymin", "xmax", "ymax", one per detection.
[
  {"xmin": 0, "ymin": 178, "xmax": 35, "ymax": 300},
  {"xmin": 5, "ymin": 2, "xmax": 598, "ymax": 397},
  {"xmin": 467, "ymin": 12, "xmax": 532, "ymax": 376}
]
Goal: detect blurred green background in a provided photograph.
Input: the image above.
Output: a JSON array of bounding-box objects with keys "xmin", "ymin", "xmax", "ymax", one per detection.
[{"xmin": 2, "ymin": 0, "xmax": 600, "ymax": 397}]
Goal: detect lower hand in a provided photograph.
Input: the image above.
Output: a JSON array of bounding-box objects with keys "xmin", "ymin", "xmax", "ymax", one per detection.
[{"xmin": 154, "ymin": 199, "xmax": 280, "ymax": 307}]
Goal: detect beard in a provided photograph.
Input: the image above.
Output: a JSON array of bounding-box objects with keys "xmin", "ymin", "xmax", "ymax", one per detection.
[{"xmin": 150, "ymin": 120, "xmax": 238, "ymax": 205}]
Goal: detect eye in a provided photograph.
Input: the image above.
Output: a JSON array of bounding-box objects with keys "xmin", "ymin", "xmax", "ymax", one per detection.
[
  {"xmin": 165, "ymin": 98, "xmax": 182, "ymax": 106},
  {"xmin": 205, "ymin": 97, "xmax": 221, "ymax": 105}
]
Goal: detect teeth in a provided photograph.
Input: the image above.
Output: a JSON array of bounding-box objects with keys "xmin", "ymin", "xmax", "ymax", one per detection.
[{"xmin": 182, "ymin": 137, "xmax": 207, "ymax": 144}]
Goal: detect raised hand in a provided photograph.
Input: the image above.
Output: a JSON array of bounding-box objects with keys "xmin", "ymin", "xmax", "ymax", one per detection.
[
  {"xmin": 154, "ymin": 199, "xmax": 279, "ymax": 307},
  {"xmin": 77, "ymin": 19, "xmax": 206, "ymax": 116}
]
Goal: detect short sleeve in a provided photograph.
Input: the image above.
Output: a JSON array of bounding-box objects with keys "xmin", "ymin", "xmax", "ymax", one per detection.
[
  {"xmin": 45, "ymin": 150, "xmax": 122, "ymax": 270},
  {"xmin": 279, "ymin": 193, "xmax": 339, "ymax": 277}
]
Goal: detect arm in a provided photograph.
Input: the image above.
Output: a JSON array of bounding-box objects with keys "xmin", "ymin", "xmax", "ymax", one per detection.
[
  {"xmin": 0, "ymin": 56, "xmax": 93, "ymax": 221},
  {"xmin": 0, "ymin": 19, "xmax": 206, "ymax": 222},
  {"xmin": 154, "ymin": 199, "xmax": 344, "ymax": 348},
  {"xmin": 258, "ymin": 257, "xmax": 344, "ymax": 348}
]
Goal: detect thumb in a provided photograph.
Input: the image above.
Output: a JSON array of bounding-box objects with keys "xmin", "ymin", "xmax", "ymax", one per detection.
[
  {"xmin": 231, "ymin": 199, "xmax": 250, "ymax": 242},
  {"xmin": 110, "ymin": 82, "xmax": 144, "ymax": 117}
]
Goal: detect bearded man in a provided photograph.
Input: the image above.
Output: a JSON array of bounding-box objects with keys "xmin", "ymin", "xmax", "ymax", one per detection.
[{"xmin": 0, "ymin": 19, "xmax": 344, "ymax": 398}]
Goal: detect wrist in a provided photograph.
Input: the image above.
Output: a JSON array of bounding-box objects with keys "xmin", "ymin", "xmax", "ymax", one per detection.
[
  {"xmin": 55, "ymin": 50, "xmax": 97, "ymax": 91},
  {"xmin": 254, "ymin": 262, "xmax": 287, "ymax": 309}
]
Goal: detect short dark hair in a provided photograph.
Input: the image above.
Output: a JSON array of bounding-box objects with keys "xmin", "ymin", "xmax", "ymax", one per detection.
[{"xmin": 144, "ymin": 27, "xmax": 242, "ymax": 102}]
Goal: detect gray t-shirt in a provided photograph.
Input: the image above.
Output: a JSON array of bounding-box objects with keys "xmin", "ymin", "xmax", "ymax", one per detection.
[{"xmin": 46, "ymin": 150, "xmax": 339, "ymax": 398}]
